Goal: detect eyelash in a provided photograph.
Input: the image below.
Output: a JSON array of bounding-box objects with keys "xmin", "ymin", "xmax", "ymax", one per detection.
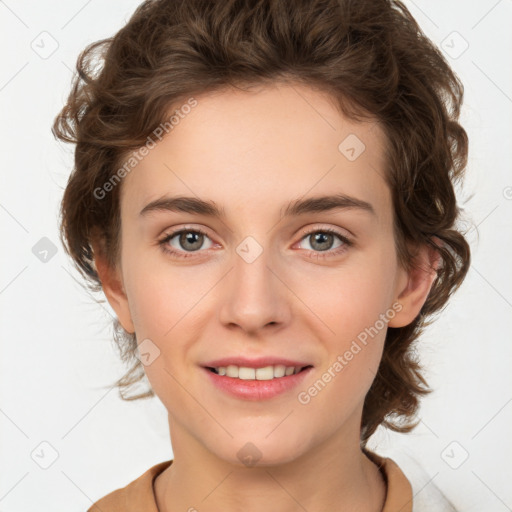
[{"xmin": 157, "ymin": 226, "xmax": 353, "ymax": 260}]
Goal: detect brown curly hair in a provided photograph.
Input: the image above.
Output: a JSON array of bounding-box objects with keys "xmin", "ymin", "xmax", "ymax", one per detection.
[{"xmin": 52, "ymin": 0, "xmax": 470, "ymax": 449}]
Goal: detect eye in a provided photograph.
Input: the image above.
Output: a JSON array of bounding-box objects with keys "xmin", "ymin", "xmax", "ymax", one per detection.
[
  {"xmin": 296, "ymin": 227, "xmax": 353, "ymax": 259},
  {"xmin": 158, "ymin": 228, "xmax": 214, "ymax": 259},
  {"xmin": 158, "ymin": 226, "xmax": 353, "ymax": 260}
]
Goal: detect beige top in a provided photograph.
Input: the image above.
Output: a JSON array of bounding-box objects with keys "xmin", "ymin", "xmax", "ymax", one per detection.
[{"xmin": 87, "ymin": 453, "xmax": 413, "ymax": 512}]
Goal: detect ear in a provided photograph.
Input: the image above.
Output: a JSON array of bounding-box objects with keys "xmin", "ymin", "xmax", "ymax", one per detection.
[
  {"xmin": 91, "ymin": 237, "xmax": 135, "ymax": 334},
  {"xmin": 388, "ymin": 238, "xmax": 442, "ymax": 328}
]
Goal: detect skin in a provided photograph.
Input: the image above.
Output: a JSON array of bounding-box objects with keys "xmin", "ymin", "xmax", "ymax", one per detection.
[{"xmin": 93, "ymin": 82, "xmax": 439, "ymax": 512}]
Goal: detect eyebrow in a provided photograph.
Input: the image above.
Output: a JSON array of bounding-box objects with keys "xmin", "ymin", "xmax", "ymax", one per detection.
[{"xmin": 139, "ymin": 193, "xmax": 376, "ymax": 219}]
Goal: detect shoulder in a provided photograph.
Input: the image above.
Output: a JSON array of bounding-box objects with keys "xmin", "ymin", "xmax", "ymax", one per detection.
[
  {"xmin": 365, "ymin": 450, "xmax": 414, "ymax": 512},
  {"xmin": 383, "ymin": 450, "xmax": 457, "ymax": 512},
  {"xmin": 87, "ymin": 460, "xmax": 173, "ymax": 512}
]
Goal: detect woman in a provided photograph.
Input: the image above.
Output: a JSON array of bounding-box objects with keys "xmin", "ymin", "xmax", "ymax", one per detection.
[{"xmin": 52, "ymin": 0, "xmax": 470, "ymax": 510}]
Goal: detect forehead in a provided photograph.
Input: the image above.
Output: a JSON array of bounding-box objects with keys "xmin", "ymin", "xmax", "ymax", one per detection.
[{"xmin": 119, "ymin": 82, "xmax": 391, "ymax": 225}]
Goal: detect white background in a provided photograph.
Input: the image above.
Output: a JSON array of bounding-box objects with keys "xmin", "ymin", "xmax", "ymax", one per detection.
[{"xmin": 1, "ymin": 1, "xmax": 511, "ymax": 510}]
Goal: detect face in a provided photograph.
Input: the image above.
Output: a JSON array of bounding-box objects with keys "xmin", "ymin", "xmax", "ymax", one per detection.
[{"xmin": 100, "ymin": 82, "xmax": 434, "ymax": 467}]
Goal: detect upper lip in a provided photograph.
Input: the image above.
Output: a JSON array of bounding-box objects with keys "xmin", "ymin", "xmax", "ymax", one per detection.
[{"xmin": 202, "ymin": 357, "xmax": 313, "ymax": 369}]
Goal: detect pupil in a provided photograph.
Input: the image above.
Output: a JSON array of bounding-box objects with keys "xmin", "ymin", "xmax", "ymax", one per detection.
[
  {"xmin": 311, "ymin": 232, "xmax": 332, "ymax": 251},
  {"xmin": 181, "ymin": 232, "xmax": 203, "ymax": 251}
]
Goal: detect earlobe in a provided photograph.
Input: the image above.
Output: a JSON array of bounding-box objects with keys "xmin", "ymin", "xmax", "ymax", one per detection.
[
  {"xmin": 387, "ymin": 241, "xmax": 441, "ymax": 328},
  {"xmin": 91, "ymin": 239, "xmax": 135, "ymax": 334}
]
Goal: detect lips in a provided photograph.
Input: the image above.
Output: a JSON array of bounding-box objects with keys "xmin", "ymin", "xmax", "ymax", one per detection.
[{"xmin": 202, "ymin": 363, "xmax": 314, "ymax": 400}]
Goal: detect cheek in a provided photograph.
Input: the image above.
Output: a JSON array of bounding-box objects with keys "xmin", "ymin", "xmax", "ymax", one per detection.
[
  {"xmin": 121, "ymin": 256, "xmax": 209, "ymax": 379},
  {"xmin": 301, "ymin": 261, "xmax": 395, "ymax": 341},
  {"xmin": 125, "ymin": 277, "xmax": 174, "ymax": 339},
  {"xmin": 299, "ymin": 279, "xmax": 388, "ymax": 418},
  {"xmin": 122, "ymin": 264, "xmax": 194, "ymax": 401},
  {"xmin": 122, "ymin": 249, "xmax": 200, "ymax": 338},
  {"xmin": 294, "ymin": 257, "xmax": 393, "ymax": 398}
]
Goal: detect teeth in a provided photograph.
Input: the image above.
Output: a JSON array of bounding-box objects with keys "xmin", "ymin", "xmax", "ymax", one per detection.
[{"xmin": 214, "ymin": 364, "xmax": 303, "ymax": 380}]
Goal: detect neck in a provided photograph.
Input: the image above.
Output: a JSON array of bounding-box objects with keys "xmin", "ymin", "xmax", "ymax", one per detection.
[{"xmin": 154, "ymin": 418, "xmax": 386, "ymax": 512}]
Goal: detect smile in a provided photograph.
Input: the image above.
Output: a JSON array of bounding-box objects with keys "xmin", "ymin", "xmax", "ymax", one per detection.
[
  {"xmin": 207, "ymin": 364, "xmax": 311, "ymax": 380},
  {"xmin": 202, "ymin": 365, "xmax": 313, "ymax": 400}
]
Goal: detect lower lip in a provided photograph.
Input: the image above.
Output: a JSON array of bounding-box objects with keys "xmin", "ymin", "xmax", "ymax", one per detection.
[{"xmin": 202, "ymin": 366, "xmax": 313, "ymax": 401}]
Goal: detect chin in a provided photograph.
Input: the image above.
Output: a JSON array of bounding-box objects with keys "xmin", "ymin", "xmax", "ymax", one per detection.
[{"xmin": 208, "ymin": 430, "xmax": 310, "ymax": 468}]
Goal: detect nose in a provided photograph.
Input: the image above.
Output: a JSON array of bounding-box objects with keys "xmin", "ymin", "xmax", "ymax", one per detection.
[{"xmin": 218, "ymin": 241, "xmax": 291, "ymax": 336}]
